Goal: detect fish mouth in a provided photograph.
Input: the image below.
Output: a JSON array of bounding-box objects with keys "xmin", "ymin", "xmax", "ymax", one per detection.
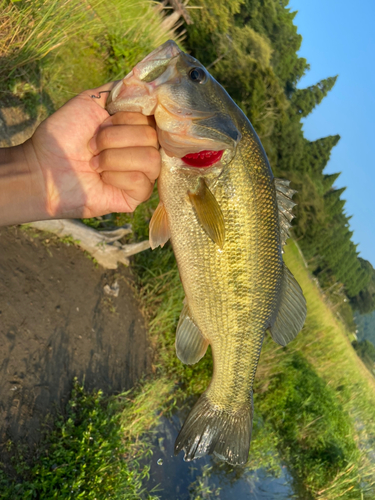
[{"xmin": 181, "ymin": 150, "xmax": 224, "ymax": 168}]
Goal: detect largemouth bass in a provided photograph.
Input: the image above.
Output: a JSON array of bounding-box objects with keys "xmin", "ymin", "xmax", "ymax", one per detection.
[{"xmin": 106, "ymin": 41, "xmax": 306, "ymax": 465}]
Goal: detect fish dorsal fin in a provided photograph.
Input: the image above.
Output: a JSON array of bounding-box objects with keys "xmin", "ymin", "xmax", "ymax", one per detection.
[
  {"xmin": 275, "ymin": 178, "xmax": 296, "ymax": 250},
  {"xmin": 269, "ymin": 263, "xmax": 307, "ymax": 346},
  {"xmin": 149, "ymin": 201, "xmax": 170, "ymax": 249},
  {"xmin": 188, "ymin": 178, "xmax": 225, "ymax": 249},
  {"xmin": 176, "ymin": 300, "xmax": 209, "ymax": 365}
]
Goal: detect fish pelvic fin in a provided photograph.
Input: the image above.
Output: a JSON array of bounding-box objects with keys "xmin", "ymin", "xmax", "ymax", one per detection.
[
  {"xmin": 174, "ymin": 392, "xmax": 253, "ymax": 466},
  {"xmin": 269, "ymin": 263, "xmax": 307, "ymax": 346},
  {"xmin": 176, "ymin": 300, "xmax": 209, "ymax": 365},
  {"xmin": 188, "ymin": 178, "xmax": 225, "ymax": 249},
  {"xmin": 149, "ymin": 201, "xmax": 170, "ymax": 249},
  {"xmin": 274, "ymin": 178, "xmax": 297, "ymax": 250}
]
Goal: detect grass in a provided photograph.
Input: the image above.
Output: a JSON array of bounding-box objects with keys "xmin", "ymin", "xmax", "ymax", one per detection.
[
  {"xmin": 0, "ymin": 377, "xmax": 177, "ymax": 499},
  {"xmin": 282, "ymin": 240, "xmax": 375, "ymax": 434},
  {"xmin": 0, "ymin": 0, "xmax": 97, "ymax": 79}
]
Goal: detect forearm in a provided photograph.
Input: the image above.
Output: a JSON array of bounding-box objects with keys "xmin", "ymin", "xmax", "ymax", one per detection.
[{"xmin": 0, "ymin": 139, "xmax": 49, "ymax": 226}]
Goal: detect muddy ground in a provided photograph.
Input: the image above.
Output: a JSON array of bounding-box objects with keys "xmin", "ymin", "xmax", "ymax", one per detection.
[
  {"xmin": 0, "ymin": 226, "xmax": 151, "ymax": 455},
  {"xmin": 0, "ymin": 99, "xmax": 151, "ymax": 462}
]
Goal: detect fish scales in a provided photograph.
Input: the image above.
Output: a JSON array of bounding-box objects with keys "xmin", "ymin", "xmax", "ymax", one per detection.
[{"xmin": 106, "ymin": 40, "xmax": 306, "ymax": 466}]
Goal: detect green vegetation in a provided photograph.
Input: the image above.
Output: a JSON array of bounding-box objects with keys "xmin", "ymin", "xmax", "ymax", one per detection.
[
  {"xmin": 188, "ymin": 464, "xmax": 222, "ymax": 499},
  {"xmin": 351, "ymin": 259, "xmax": 375, "ymax": 315},
  {"xmin": 0, "ymin": 379, "xmax": 176, "ymax": 499},
  {"xmin": 257, "ymin": 352, "xmax": 359, "ymax": 495}
]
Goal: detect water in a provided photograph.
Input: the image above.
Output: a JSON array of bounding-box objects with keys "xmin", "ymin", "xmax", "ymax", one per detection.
[{"xmin": 144, "ymin": 411, "xmax": 297, "ymax": 499}]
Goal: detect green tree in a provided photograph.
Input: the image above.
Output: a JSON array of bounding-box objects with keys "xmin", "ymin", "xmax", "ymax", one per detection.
[
  {"xmin": 351, "ymin": 259, "xmax": 375, "ymax": 313},
  {"xmin": 291, "ymin": 76, "xmax": 338, "ymax": 117}
]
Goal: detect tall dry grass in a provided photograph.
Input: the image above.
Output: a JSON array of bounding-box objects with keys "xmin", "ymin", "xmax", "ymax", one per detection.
[
  {"xmin": 0, "ymin": 0, "xmax": 97, "ymax": 78},
  {"xmin": 0, "ymin": 0, "xmax": 183, "ymax": 99}
]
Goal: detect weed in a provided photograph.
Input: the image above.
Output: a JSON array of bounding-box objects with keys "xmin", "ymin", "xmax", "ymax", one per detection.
[
  {"xmin": 188, "ymin": 464, "xmax": 222, "ymax": 499},
  {"xmin": 59, "ymin": 235, "xmax": 80, "ymax": 247},
  {"xmin": 84, "ymin": 250, "xmax": 99, "ymax": 268},
  {"xmin": 101, "ymin": 296, "xmax": 117, "ymax": 315}
]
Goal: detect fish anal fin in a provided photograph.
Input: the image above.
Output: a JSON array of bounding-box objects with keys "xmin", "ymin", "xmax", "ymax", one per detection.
[
  {"xmin": 269, "ymin": 264, "xmax": 307, "ymax": 346},
  {"xmin": 188, "ymin": 178, "xmax": 225, "ymax": 249},
  {"xmin": 149, "ymin": 201, "xmax": 170, "ymax": 249},
  {"xmin": 176, "ymin": 301, "xmax": 209, "ymax": 365},
  {"xmin": 175, "ymin": 391, "xmax": 253, "ymax": 466},
  {"xmin": 275, "ymin": 178, "xmax": 297, "ymax": 249}
]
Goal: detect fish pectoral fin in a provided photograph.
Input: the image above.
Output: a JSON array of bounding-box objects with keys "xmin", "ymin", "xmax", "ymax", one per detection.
[
  {"xmin": 269, "ymin": 263, "xmax": 307, "ymax": 346},
  {"xmin": 176, "ymin": 301, "xmax": 209, "ymax": 365},
  {"xmin": 274, "ymin": 178, "xmax": 297, "ymax": 250},
  {"xmin": 188, "ymin": 178, "xmax": 225, "ymax": 249},
  {"xmin": 149, "ymin": 201, "xmax": 170, "ymax": 249}
]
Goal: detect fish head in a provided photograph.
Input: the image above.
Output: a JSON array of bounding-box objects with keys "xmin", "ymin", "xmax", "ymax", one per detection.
[{"xmin": 106, "ymin": 40, "xmax": 241, "ymax": 161}]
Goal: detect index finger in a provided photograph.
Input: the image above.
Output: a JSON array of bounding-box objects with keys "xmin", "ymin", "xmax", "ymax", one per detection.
[{"xmin": 110, "ymin": 112, "xmax": 156, "ymax": 128}]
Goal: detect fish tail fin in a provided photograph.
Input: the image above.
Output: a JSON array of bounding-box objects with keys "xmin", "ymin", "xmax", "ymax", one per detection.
[{"xmin": 174, "ymin": 392, "xmax": 253, "ymax": 466}]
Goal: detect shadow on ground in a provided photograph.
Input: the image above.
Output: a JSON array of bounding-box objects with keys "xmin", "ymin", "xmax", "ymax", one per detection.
[{"xmin": 0, "ymin": 226, "xmax": 151, "ymax": 457}]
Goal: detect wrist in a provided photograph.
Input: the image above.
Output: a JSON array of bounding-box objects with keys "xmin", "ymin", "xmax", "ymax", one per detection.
[{"xmin": 0, "ymin": 139, "xmax": 50, "ymax": 226}]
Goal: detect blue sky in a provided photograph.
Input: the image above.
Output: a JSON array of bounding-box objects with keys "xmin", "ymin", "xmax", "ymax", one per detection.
[{"xmin": 288, "ymin": 0, "xmax": 375, "ymax": 268}]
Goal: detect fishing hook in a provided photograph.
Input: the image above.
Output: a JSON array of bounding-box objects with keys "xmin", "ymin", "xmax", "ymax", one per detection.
[{"xmin": 90, "ymin": 90, "xmax": 111, "ymax": 99}]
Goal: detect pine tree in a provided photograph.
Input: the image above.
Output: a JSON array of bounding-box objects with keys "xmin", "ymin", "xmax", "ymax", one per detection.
[
  {"xmin": 291, "ymin": 76, "xmax": 338, "ymax": 117},
  {"xmin": 350, "ymin": 259, "xmax": 375, "ymax": 312},
  {"xmin": 322, "ymin": 172, "xmax": 341, "ymax": 192}
]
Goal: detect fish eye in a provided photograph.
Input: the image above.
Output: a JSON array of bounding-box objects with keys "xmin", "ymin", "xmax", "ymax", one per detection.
[{"xmin": 188, "ymin": 67, "xmax": 206, "ymax": 84}]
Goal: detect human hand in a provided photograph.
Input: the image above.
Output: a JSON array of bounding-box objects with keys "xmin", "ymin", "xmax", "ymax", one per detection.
[{"xmin": 21, "ymin": 82, "xmax": 161, "ymax": 220}]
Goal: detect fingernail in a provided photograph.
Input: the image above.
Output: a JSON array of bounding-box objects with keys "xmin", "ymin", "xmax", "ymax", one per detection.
[{"xmin": 88, "ymin": 135, "xmax": 97, "ymax": 154}]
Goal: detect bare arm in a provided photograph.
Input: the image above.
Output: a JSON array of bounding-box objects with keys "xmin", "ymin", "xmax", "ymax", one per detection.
[{"xmin": 0, "ymin": 141, "xmax": 48, "ymax": 226}]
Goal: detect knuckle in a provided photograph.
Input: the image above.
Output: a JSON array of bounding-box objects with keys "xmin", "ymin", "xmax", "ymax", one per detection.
[
  {"xmin": 97, "ymin": 127, "xmax": 112, "ymax": 149},
  {"xmin": 129, "ymin": 171, "xmax": 147, "ymax": 186},
  {"xmin": 99, "ymin": 149, "xmax": 111, "ymax": 169},
  {"xmin": 146, "ymin": 146, "xmax": 161, "ymax": 166},
  {"xmin": 144, "ymin": 126, "xmax": 158, "ymax": 145}
]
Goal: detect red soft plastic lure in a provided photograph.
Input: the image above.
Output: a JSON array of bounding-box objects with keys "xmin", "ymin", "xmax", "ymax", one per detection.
[{"xmin": 182, "ymin": 150, "xmax": 224, "ymax": 168}]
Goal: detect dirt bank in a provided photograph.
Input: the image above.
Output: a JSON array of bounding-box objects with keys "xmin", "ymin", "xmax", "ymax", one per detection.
[{"xmin": 0, "ymin": 225, "xmax": 151, "ymax": 454}]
